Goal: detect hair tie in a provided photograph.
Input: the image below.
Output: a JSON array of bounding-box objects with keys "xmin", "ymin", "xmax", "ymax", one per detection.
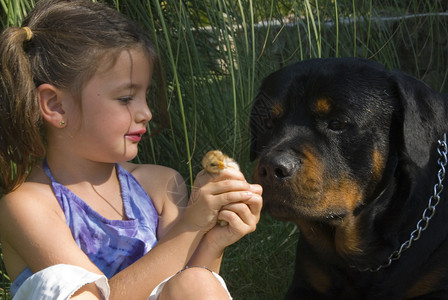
[{"xmin": 22, "ymin": 26, "xmax": 33, "ymax": 41}]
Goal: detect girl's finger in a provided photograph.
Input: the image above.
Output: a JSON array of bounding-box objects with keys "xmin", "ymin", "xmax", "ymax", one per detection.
[
  {"xmin": 220, "ymin": 201, "xmax": 259, "ymax": 226},
  {"xmin": 195, "ymin": 168, "xmax": 247, "ymax": 187},
  {"xmin": 214, "ymin": 190, "xmax": 253, "ymax": 207},
  {"xmin": 249, "ymin": 183, "xmax": 263, "ymax": 196},
  {"xmin": 243, "ymin": 193, "xmax": 263, "ymax": 216},
  {"xmin": 188, "ymin": 187, "xmax": 253, "ymax": 209},
  {"xmin": 221, "ymin": 193, "xmax": 263, "ymax": 218},
  {"xmin": 212, "ymin": 168, "xmax": 246, "ymax": 181},
  {"xmin": 201, "ymin": 179, "xmax": 252, "ymax": 197},
  {"xmin": 217, "ymin": 209, "xmax": 256, "ymax": 233}
]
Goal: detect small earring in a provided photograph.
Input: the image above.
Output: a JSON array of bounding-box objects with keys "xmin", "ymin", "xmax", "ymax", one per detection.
[{"xmin": 59, "ymin": 120, "xmax": 66, "ymax": 127}]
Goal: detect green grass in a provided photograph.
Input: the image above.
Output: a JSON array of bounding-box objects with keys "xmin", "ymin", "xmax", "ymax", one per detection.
[
  {"xmin": 2, "ymin": 0, "xmax": 448, "ymax": 299},
  {"xmin": 221, "ymin": 215, "xmax": 299, "ymax": 299},
  {"xmin": 1, "ymin": 243, "xmax": 10, "ymax": 299}
]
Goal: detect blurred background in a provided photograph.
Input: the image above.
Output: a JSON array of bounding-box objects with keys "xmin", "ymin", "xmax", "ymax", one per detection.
[{"xmin": 1, "ymin": 0, "xmax": 448, "ymax": 298}]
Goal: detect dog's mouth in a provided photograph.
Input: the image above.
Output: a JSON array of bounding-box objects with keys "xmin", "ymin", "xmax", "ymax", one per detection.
[{"xmin": 262, "ymin": 191, "xmax": 349, "ymax": 225}]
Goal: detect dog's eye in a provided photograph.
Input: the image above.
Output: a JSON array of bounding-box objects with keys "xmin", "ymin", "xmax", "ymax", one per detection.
[
  {"xmin": 264, "ymin": 118, "xmax": 273, "ymax": 129},
  {"xmin": 328, "ymin": 119, "xmax": 349, "ymax": 131}
]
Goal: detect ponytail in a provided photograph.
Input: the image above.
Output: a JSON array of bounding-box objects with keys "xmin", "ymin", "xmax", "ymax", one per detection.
[
  {"xmin": 0, "ymin": 0, "xmax": 161, "ymax": 194},
  {"xmin": 0, "ymin": 26, "xmax": 45, "ymax": 194}
]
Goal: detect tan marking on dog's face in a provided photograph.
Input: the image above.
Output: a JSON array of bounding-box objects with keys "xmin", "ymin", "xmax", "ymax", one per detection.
[
  {"xmin": 372, "ymin": 147, "xmax": 386, "ymax": 182},
  {"xmin": 293, "ymin": 171, "xmax": 363, "ymax": 216},
  {"xmin": 288, "ymin": 147, "xmax": 363, "ymax": 218},
  {"xmin": 304, "ymin": 260, "xmax": 332, "ymax": 294},
  {"xmin": 292, "ymin": 149, "xmax": 364, "ymax": 254},
  {"xmin": 325, "ymin": 179, "xmax": 364, "ymax": 255},
  {"xmin": 314, "ymin": 97, "xmax": 332, "ymax": 115},
  {"xmin": 270, "ymin": 102, "xmax": 284, "ymax": 119},
  {"xmin": 322, "ymin": 178, "xmax": 364, "ymax": 214},
  {"xmin": 292, "ymin": 148, "xmax": 324, "ymax": 200},
  {"xmin": 335, "ymin": 215, "xmax": 363, "ymax": 256}
]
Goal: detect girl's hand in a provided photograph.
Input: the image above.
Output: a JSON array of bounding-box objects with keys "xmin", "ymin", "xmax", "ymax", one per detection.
[
  {"xmin": 181, "ymin": 168, "xmax": 255, "ymax": 232},
  {"xmin": 185, "ymin": 169, "xmax": 262, "ymax": 271},
  {"xmin": 204, "ymin": 183, "xmax": 262, "ymax": 249}
]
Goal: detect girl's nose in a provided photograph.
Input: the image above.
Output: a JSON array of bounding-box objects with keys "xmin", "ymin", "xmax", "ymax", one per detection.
[{"xmin": 135, "ymin": 99, "xmax": 152, "ymax": 124}]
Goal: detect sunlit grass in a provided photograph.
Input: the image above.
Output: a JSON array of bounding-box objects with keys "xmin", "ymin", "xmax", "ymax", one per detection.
[{"xmin": 0, "ymin": 0, "xmax": 35, "ymax": 27}]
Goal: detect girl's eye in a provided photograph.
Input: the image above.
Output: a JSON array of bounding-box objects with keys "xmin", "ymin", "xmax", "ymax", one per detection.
[{"xmin": 118, "ymin": 96, "xmax": 133, "ymax": 104}]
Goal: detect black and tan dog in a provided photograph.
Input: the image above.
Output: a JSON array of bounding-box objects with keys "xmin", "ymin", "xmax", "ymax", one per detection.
[{"xmin": 250, "ymin": 58, "xmax": 448, "ymax": 299}]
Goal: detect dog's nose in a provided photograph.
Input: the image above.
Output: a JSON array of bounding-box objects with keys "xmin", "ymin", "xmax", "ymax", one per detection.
[{"xmin": 258, "ymin": 154, "xmax": 298, "ymax": 181}]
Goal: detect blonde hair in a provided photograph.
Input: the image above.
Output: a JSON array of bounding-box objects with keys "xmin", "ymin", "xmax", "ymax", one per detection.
[{"xmin": 0, "ymin": 0, "xmax": 164, "ymax": 193}]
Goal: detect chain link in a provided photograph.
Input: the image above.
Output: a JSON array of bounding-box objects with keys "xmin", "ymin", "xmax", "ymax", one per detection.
[{"xmin": 356, "ymin": 133, "xmax": 447, "ymax": 272}]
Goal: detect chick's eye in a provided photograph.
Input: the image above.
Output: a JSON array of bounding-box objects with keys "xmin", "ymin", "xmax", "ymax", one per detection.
[{"xmin": 328, "ymin": 119, "xmax": 349, "ymax": 131}]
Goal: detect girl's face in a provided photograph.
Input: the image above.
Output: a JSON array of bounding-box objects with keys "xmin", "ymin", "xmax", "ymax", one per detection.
[{"xmin": 66, "ymin": 47, "xmax": 153, "ymax": 163}]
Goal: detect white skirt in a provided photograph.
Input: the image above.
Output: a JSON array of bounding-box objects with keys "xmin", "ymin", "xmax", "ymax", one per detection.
[{"xmin": 13, "ymin": 264, "xmax": 232, "ymax": 300}]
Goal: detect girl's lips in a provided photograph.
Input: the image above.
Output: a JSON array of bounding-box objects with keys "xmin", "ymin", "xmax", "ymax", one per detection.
[{"xmin": 125, "ymin": 130, "xmax": 146, "ymax": 142}]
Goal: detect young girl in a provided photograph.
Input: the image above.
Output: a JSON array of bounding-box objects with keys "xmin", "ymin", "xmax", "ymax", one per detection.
[{"xmin": 0, "ymin": 0, "xmax": 262, "ymax": 299}]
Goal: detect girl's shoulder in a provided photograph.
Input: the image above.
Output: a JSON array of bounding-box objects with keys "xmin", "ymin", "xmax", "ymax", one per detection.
[
  {"xmin": 120, "ymin": 161, "xmax": 179, "ymax": 177},
  {"xmin": 119, "ymin": 162, "xmax": 187, "ymax": 213},
  {"xmin": 119, "ymin": 162, "xmax": 184, "ymax": 188},
  {"xmin": 1, "ymin": 166, "xmax": 56, "ymax": 206},
  {"xmin": 0, "ymin": 168, "xmax": 63, "ymax": 221},
  {"xmin": 0, "ymin": 168, "xmax": 101, "ymax": 281}
]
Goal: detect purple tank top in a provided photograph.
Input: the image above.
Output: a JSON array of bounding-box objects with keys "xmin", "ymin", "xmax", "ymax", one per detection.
[
  {"xmin": 43, "ymin": 159, "xmax": 159, "ymax": 278},
  {"xmin": 10, "ymin": 160, "xmax": 159, "ymax": 296}
]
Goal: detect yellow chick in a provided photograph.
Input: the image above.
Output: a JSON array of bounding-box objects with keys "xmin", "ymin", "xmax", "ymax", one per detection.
[
  {"xmin": 201, "ymin": 150, "xmax": 240, "ymax": 226},
  {"xmin": 201, "ymin": 150, "xmax": 239, "ymax": 173}
]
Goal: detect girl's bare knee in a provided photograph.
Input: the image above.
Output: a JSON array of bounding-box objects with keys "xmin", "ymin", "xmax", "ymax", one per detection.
[{"xmin": 159, "ymin": 267, "xmax": 230, "ymax": 300}]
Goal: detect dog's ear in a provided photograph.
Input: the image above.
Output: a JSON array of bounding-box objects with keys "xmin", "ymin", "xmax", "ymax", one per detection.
[{"xmin": 393, "ymin": 71, "xmax": 447, "ymax": 168}]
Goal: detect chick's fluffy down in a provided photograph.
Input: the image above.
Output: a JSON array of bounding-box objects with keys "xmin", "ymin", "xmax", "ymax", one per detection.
[
  {"xmin": 201, "ymin": 150, "xmax": 240, "ymax": 226},
  {"xmin": 201, "ymin": 150, "xmax": 239, "ymax": 174}
]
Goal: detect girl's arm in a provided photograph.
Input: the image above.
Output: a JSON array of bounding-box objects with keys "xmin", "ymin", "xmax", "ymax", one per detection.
[
  {"xmin": 122, "ymin": 163, "xmax": 188, "ymax": 239},
  {"xmin": 0, "ymin": 164, "xmax": 258, "ymax": 299},
  {"xmin": 187, "ymin": 181, "xmax": 263, "ymax": 273},
  {"xmin": 109, "ymin": 165, "xmax": 259, "ymax": 299}
]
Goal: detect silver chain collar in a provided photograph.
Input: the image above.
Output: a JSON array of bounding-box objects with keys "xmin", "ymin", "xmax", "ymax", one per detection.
[{"xmin": 356, "ymin": 133, "xmax": 448, "ymax": 272}]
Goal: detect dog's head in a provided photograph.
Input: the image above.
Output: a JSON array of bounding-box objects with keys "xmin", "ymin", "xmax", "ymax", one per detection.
[{"xmin": 250, "ymin": 58, "xmax": 447, "ymax": 224}]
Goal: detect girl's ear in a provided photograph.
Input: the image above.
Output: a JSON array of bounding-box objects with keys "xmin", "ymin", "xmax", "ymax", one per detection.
[{"xmin": 38, "ymin": 83, "xmax": 66, "ymax": 128}]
